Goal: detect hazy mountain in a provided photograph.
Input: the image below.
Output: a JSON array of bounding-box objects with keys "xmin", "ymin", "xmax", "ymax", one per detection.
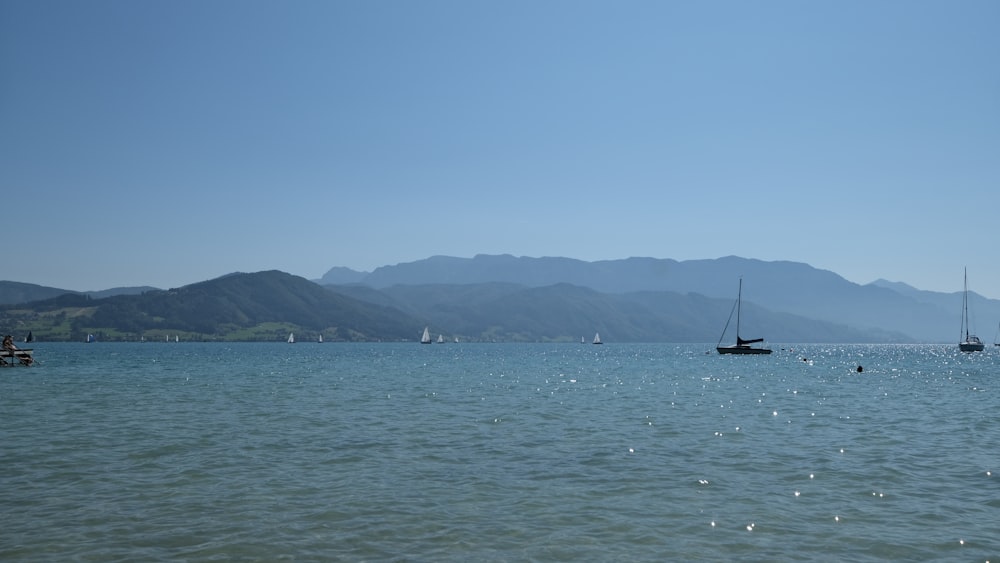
[
  {"xmin": 86, "ymin": 286, "xmax": 160, "ymax": 299},
  {"xmin": 0, "ymin": 281, "xmax": 160, "ymax": 305},
  {"xmin": 0, "ymin": 281, "xmax": 73, "ymax": 305},
  {"xmin": 331, "ymin": 282, "xmax": 909, "ymax": 343},
  {"xmin": 316, "ymin": 266, "xmax": 368, "ymax": 285},
  {"xmin": 6, "ymin": 255, "xmax": 994, "ymax": 343},
  {"xmin": 329, "ymin": 254, "xmax": 992, "ymax": 342}
]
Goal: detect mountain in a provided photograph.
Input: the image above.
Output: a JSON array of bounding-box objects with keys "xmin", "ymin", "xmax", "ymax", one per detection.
[
  {"xmin": 0, "ymin": 281, "xmax": 76, "ymax": 305},
  {"xmin": 317, "ymin": 266, "xmax": 368, "ymax": 285},
  {"xmin": 0, "ymin": 281, "xmax": 160, "ymax": 305},
  {"xmin": 331, "ymin": 282, "xmax": 909, "ymax": 343},
  {"xmin": 0, "ymin": 271, "xmax": 422, "ymax": 342},
  {"xmin": 328, "ymin": 254, "xmax": 992, "ymax": 342}
]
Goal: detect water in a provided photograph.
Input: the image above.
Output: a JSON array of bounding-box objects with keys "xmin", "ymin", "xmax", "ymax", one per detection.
[{"xmin": 2, "ymin": 343, "xmax": 998, "ymax": 561}]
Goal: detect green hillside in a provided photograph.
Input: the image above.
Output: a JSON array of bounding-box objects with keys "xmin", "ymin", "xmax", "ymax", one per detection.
[{"xmin": 0, "ymin": 271, "xmax": 421, "ymax": 342}]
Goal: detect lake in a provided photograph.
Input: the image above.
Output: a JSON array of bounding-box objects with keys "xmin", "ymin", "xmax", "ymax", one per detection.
[{"xmin": 2, "ymin": 342, "xmax": 998, "ymax": 561}]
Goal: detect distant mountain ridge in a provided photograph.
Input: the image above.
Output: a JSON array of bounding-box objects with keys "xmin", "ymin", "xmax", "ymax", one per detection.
[
  {"xmin": 319, "ymin": 254, "xmax": 998, "ymax": 343},
  {"xmin": 0, "ymin": 271, "xmax": 421, "ymax": 342},
  {"xmin": 4, "ymin": 255, "xmax": 995, "ymax": 343},
  {"xmin": 0, "ymin": 281, "xmax": 158, "ymax": 305}
]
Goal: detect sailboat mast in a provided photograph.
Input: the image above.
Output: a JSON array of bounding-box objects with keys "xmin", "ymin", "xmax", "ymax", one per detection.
[
  {"xmin": 963, "ymin": 267, "xmax": 969, "ymax": 340},
  {"xmin": 736, "ymin": 277, "xmax": 743, "ymax": 338}
]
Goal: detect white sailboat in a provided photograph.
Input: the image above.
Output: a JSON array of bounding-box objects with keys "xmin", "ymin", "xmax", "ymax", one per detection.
[
  {"xmin": 318, "ymin": 334, "xmax": 323, "ymax": 343},
  {"xmin": 437, "ymin": 334, "xmax": 445, "ymax": 343},
  {"xmin": 287, "ymin": 332, "xmax": 295, "ymax": 344},
  {"xmin": 959, "ymin": 268, "xmax": 984, "ymax": 352},
  {"xmin": 420, "ymin": 327, "xmax": 432, "ymax": 344},
  {"xmin": 593, "ymin": 332, "xmax": 602, "ymax": 345}
]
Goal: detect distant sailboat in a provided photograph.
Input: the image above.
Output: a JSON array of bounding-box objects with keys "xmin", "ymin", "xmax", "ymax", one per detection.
[
  {"xmin": 437, "ymin": 334, "xmax": 445, "ymax": 343},
  {"xmin": 717, "ymin": 277, "xmax": 772, "ymax": 355},
  {"xmin": 318, "ymin": 334, "xmax": 323, "ymax": 343},
  {"xmin": 86, "ymin": 334, "xmax": 95, "ymax": 343},
  {"xmin": 593, "ymin": 332, "xmax": 602, "ymax": 345},
  {"xmin": 175, "ymin": 335, "xmax": 179, "ymax": 343},
  {"xmin": 287, "ymin": 333, "xmax": 295, "ymax": 344},
  {"xmin": 24, "ymin": 331, "xmax": 33, "ymax": 343},
  {"xmin": 420, "ymin": 327, "xmax": 432, "ymax": 344},
  {"xmin": 959, "ymin": 268, "xmax": 984, "ymax": 352}
]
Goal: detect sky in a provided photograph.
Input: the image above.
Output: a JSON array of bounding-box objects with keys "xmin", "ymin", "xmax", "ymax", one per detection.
[{"xmin": 1, "ymin": 0, "xmax": 998, "ymax": 296}]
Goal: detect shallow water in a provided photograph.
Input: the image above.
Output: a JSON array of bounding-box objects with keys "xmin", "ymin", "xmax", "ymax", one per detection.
[{"xmin": 2, "ymin": 343, "xmax": 998, "ymax": 561}]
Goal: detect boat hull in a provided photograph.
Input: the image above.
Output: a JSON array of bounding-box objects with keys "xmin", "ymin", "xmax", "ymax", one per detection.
[
  {"xmin": 960, "ymin": 341, "xmax": 984, "ymax": 352},
  {"xmin": 717, "ymin": 345, "xmax": 772, "ymax": 355}
]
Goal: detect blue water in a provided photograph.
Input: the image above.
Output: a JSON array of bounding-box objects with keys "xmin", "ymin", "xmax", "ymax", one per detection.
[{"xmin": 2, "ymin": 343, "xmax": 998, "ymax": 561}]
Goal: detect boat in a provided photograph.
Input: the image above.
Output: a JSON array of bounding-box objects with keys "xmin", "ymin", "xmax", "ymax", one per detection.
[
  {"xmin": 1, "ymin": 348, "xmax": 33, "ymax": 367},
  {"xmin": 86, "ymin": 334, "xmax": 95, "ymax": 343},
  {"xmin": 716, "ymin": 277, "xmax": 772, "ymax": 355},
  {"xmin": 24, "ymin": 331, "xmax": 33, "ymax": 344},
  {"xmin": 420, "ymin": 327, "xmax": 432, "ymax": 344},
  {"xmin": 287, "ymin": 333, "xmax": 295, "ymax": 344},
  {"xmin": 318, "ymin": 334, "xmax": 323, "ymax": 343},
  {"xmin": 593, "ymin": 332, "xmax": 602, "ymax": 345},
  {"xmin": 959, "ymin": 268, "xmax": 984, "ymax": 352},
  {"xmin": 437, "ymin": 334, "xmax": 444, "ymax": 344}
]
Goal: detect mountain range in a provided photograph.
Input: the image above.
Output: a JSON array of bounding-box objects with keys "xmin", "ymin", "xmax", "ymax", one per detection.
[
  {"xmin": 318, "ymin": 254, "xmax": 998, "ymax": 343},
  {"xmin": 2, "ymin": 255, "xmax": 996, "ymax": 343}
]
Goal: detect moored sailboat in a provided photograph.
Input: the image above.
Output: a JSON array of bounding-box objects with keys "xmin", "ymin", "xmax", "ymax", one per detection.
[
  {"xmin": 420, "ymin": 327, "xmax": 432, "ymax": 344},
  {"xmin": 959, "ymin": 268, "xmax": 984, "ymax": 352},
  {"xmin": 717, "ymin": 277, "xmax": 771, "ymax": 355}
]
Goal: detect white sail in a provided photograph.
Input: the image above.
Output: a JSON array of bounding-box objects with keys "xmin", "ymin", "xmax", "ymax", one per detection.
[
  {"xmin": 421, "ymin": 327, "xmax": 432, "ymax": 344},
  {"xmin": 593, "ymin": 332, "xmax": 602, "ymax": 345},
  {"xmin": 288, "ymin": 333, "xmax": 295, "ymax": 344}
]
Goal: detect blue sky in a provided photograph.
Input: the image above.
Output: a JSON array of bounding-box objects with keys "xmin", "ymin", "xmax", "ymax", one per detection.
[{"xmin": 2, "ymin": 0, "xmax": 998, "ymax": 296}]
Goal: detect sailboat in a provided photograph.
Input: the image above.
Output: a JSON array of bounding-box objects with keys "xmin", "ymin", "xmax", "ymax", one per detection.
[
  {"xmin": 287, "ymin": 333, "xmax": 295, "ymax": 344},
  {"xmin": 593, "ymin": 332, "xmax": 602, "ymax": 345},
  {"xmin": 959, "ymin": 268, "xmax": 984, "ymax": 352},
  {"xmin": 420, "ymin": 327, "xmax": 432, "ymax": 344},
  {"xmin": 24, "ymin": 331, "xmax": 33, "ymax": 343},
  {"xmin": 318, "ymin": 334, "xmax": 323, "ymax": 343},
  {"xmin": 717, "ymin": 277, "xmax": 772, "ymax": 355},
  {"xmin": 437, "ymin": 334, "xmax": 445, "ymax": 344},
  {"xmin": 86, "ymin": 334, "xmax": 95, "ymax": 343}
]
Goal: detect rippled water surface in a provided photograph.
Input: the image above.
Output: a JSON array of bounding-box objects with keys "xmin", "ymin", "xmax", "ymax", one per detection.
[{"xmin": 2, "ymin": 343, "xmax": 999, "ymax": 561}]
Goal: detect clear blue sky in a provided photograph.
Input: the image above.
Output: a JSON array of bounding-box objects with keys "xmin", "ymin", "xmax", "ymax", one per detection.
[{"xmin": 2, "ymin": 0, "xmax": 998, "ymax": 296}]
